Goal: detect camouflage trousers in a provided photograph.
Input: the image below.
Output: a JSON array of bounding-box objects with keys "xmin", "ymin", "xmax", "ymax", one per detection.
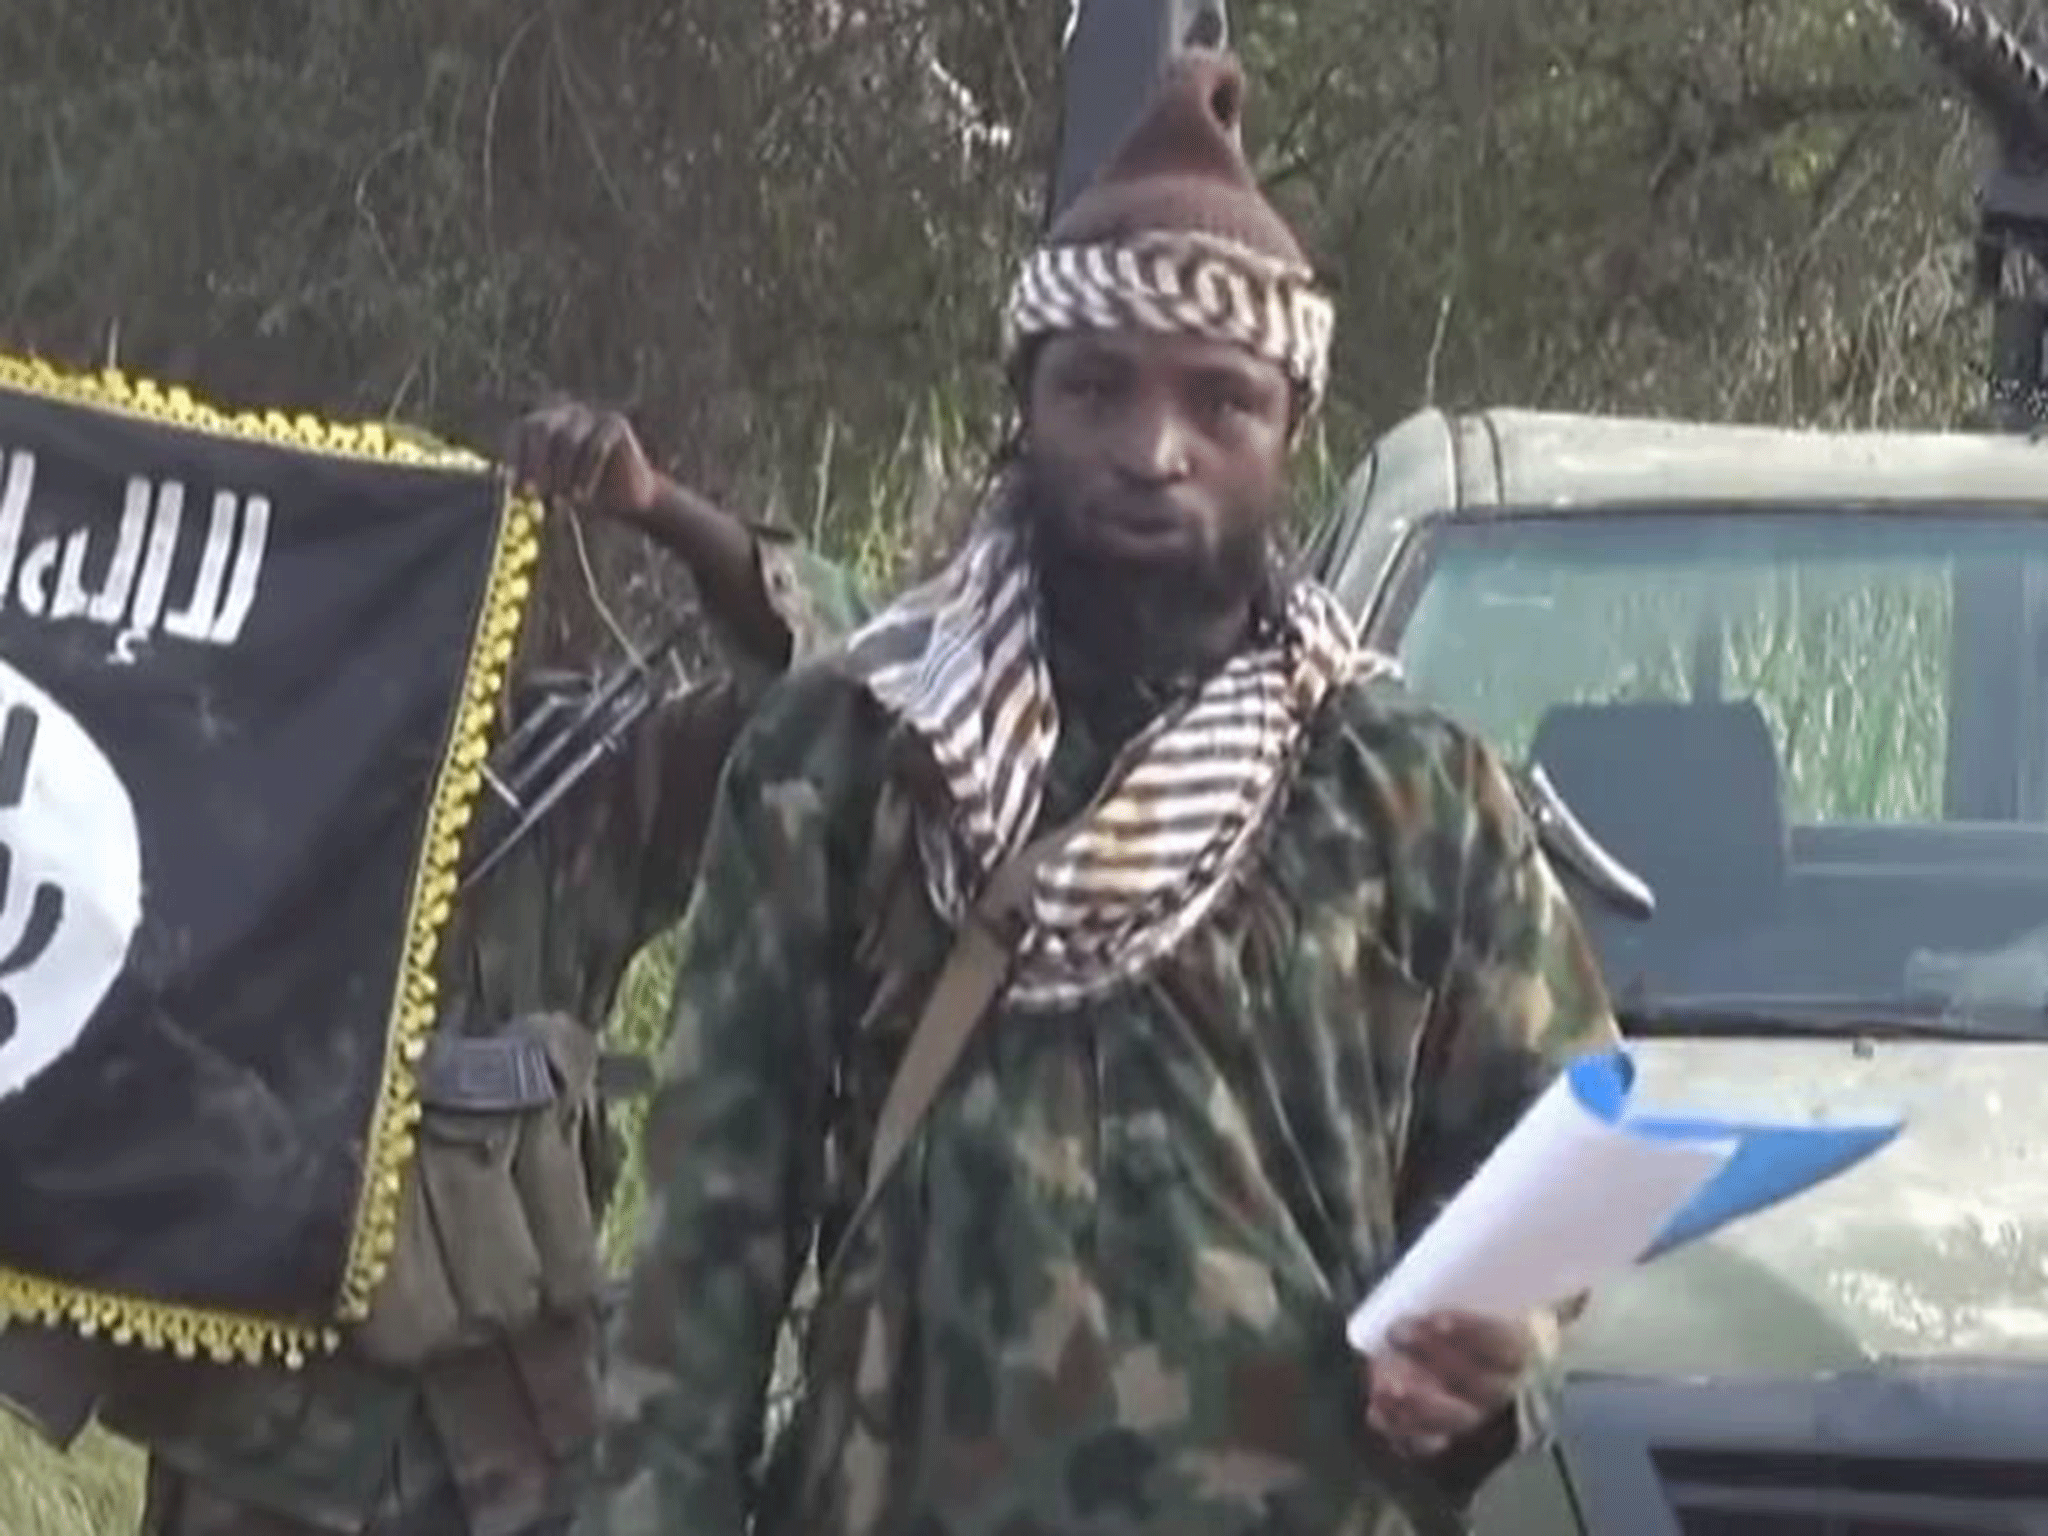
[{"xmin": 124, "ymin": 1309, "xmax": 600, "ymax": 1536}]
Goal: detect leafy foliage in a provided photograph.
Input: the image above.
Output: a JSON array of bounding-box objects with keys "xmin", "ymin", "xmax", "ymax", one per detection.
[{"xmin": 1239, "ymin": 0, "xmax": 1988, "ymax": 443}]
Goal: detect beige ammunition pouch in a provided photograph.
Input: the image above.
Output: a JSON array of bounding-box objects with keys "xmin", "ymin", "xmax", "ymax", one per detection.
[{"xmin": 351, "ymin": 1011, "xmax": 612, "ymax": 1370}]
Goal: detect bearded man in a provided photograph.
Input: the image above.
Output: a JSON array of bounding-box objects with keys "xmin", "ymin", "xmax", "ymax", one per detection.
[{"xmin": 581, "ymin": 50, "xmax": 1620, "ymax": 1536}]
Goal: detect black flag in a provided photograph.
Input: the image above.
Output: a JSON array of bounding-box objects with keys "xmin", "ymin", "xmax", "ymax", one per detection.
[{"xmin": 0, "ymin": 356, "xmax": 537, "ymax": 1364}]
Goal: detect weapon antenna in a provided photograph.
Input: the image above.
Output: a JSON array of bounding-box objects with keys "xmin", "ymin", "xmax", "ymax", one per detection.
[{"xmin": 1886, "ymin": 0, "xmax": 2048, "ymax": 427}]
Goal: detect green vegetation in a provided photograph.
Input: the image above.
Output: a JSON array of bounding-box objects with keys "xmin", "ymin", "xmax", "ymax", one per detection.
[
  {"xmin": 1, "ymin": 1416, "xmax": 141, "ymax": 1534},
  {"xmin": 598, "ymin": 929, "xmax": 679, "ymax": 1276},
  {"xmin": 1738, "ymin": 580, "xmax": 1951, "ymax": 822}
]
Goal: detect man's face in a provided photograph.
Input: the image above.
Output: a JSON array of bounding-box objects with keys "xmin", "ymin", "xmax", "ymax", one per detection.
[{"xmin": 1021, "ymin": 329, "xmax": 1294, "ymax": 590}]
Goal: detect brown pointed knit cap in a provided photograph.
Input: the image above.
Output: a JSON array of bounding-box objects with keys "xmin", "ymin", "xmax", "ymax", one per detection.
[
  {"xmin": 1004, "ymin": 50, "xmax": 1334, "ymax": 409},
  {"xmin": 1050, "ymin": 50, "xmax": 1309, "ymax": 265}
]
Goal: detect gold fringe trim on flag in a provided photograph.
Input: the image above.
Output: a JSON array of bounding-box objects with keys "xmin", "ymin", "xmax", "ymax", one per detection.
[
  {"xmin": 0, "ymin": 353, "xmax": 503, "ymax": 472},
  {"xmin": 336, "ymin": 431, "xmax": 540, "ymax": 1328},
  {"xmin": 0, "ymin": 351, "xmax": 542, "ymax": 1367},
  {"xmin": 0, "ymin": 1272, "xmax": 341, "ymax": 1368}
]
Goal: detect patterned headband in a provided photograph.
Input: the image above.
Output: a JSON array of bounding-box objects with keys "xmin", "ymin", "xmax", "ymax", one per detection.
[{"xmin": 1002, "ymin": 229, "xmax": 1336, "ymax": 414}]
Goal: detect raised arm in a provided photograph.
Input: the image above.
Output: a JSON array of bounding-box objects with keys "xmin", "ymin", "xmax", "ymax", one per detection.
[
  {"xmin": 502, "ymin": 402, "xmax": 874, "ymax": 938},
  {"xmin": 506, "ymin": 403, "xmax": 870, "ymax": 673}
]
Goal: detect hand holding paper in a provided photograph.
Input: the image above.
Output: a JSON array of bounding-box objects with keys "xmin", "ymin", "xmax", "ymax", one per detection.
[{"xmin": 1346, "ymin": 1049, "xmax": 1903, "ymax": 1355}]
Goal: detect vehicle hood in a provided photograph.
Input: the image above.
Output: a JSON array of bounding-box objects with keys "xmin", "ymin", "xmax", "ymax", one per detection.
[{"xmin": 1557, "ymin": 1035, "xmax": 2048, "ymax": 1377}]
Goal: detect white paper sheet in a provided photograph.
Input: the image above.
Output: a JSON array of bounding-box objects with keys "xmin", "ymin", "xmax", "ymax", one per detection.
[{"xmin": 1346, "ymin": 1053, "xmax": 1734, "ymax": 1354}]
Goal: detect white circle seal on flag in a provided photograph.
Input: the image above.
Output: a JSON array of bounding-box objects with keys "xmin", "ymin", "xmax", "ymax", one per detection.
[{"xmin": 0, "ymin": 658, "xmax": 142, "ymax": 1098}]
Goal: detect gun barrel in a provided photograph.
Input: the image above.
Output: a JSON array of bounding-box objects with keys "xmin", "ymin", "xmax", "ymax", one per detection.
[
  {"xmin": 1886, "ymin": 0, "xmax": 2048, "ymax": 155},
  {"xmin": 457, "ymin": 615, "xmax": 700, "ymax": 889},
  {"xmin": 1049, "ymin": 1, "xmax": 1229, "ymax": 224}
]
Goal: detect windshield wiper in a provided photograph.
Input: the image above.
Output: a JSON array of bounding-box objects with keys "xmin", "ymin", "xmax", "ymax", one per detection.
[{"xmin": 1617, "ymin": 993, "xmax": 2048, "ymax": 1043}]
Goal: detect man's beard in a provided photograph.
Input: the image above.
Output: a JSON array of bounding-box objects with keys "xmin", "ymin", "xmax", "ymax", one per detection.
[{"xmin": 1006, "ymin": 458, "xmax": 1280, "ymax": 687}]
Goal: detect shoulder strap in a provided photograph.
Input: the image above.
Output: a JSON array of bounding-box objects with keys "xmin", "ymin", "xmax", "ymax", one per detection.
[{"xmin": 821, "ymin": 822, "xmax": 1067, "ymax": 1282}]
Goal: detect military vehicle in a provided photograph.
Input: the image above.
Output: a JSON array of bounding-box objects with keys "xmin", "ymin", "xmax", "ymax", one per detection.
[{"xmin": 1313, "ymin": 405, "xmax": 2048, "ymax": 1532}]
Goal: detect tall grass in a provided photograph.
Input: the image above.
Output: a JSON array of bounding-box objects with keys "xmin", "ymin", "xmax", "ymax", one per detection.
[
  {"xmin": 0, "ymin": 1417, "xmax": 138, "ymax": 1535},
  {"xmin": 1405, "ymin": 558, "xmax": 1951, "ymax": 823},
  {"xmin": 1737, "ymin": 580, "xmax": 1949, "ymax": 822}
]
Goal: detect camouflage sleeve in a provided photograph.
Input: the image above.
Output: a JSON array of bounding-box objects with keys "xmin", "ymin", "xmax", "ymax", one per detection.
[
  {"xmin": 576, "ymin": 683, "xmax": 840, "ymax": 1536},
  {"xmin": 1396, "ymin": 728, "xmax": 1623, "ymax": 1498},
  {"xmin": 628, "ymin": 683, "xmax": 750, "ymax": 936},
  {"xmin": 706, "ymin": 523, "xmax": 874, "ymax": 701},
  {"xmin": 626, "ymin": 527, "xmax": 872, "ymax": 936}
]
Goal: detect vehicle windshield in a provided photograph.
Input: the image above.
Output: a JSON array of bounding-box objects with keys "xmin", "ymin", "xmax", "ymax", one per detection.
[{"xmin": 1386, "ymin": 507, "xmax": 2048, "ymax": 1034}]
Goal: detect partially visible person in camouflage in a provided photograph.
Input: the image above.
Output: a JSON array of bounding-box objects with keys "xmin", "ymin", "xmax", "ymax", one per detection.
[
  {"xmin": 580, "ymin": 51, "xmax": 1621, "ymax": 1536},
  {"xmin": 0, "ymin": 406, "xmax": 869, "ymax": 1535}
]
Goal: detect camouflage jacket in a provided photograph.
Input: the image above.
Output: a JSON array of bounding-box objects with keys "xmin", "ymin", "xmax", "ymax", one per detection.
[
  {"xmin": 0, "ymin": 527, "xmax": 871, "ymax": 1535},
  {"xmin": 580, "ymin": 653, "xmax": 1621, "ymax": 1536}
]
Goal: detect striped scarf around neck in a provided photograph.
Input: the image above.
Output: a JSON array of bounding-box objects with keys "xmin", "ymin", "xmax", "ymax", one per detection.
[{"xmin": 843, "ymin": 512, "xmax": 1384, "ymax": 1009}]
